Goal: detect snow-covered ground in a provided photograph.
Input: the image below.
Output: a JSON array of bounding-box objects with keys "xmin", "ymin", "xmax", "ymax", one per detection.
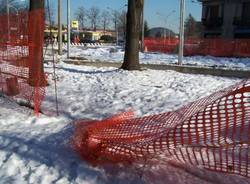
[
  {"xmin": 46, "ymin": 44, "xmax": 250, "ymax": 70},
  {"xmin": 1, "ymin": 48, "xmax": 250, "ymax": 183}
]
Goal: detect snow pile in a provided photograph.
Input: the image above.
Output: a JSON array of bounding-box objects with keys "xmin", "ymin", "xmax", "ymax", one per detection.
[
  {"xmin": 0, "ymin": 62, "xmax": 249, "ymax": 183},
  {"xmin": 48, "ymin": 45, "xmax": 250, "ymax": 70}
]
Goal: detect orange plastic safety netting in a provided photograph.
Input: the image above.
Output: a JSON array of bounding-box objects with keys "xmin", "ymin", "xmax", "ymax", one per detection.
[
  {"xmin": 0, "ymin": 5, "xmax": 46, "ymax": 114},
  {"xmin": 144, "ymin": 38, "xmax": 250, "ymax": 57},
  {"xmin": 184, "ymin": 39, "xmax": 250, "ymax": 57},
  {"xmin": 72, "ymin": 79, "xmax": 250, "ymax": 178}
]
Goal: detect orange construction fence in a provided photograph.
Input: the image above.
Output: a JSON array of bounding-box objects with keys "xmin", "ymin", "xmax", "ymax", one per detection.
[
  {"xmin": 144, "ymin": 38, "xmax": 250, "ymax": 57},
  {"xmin": 72, "ymin": 79, "xmax": 250, "ymax": 178},
  {"xmin": 0, "ymin": 8, "xmax": 46, "ymax": 114},
  {"xmin": 144, "ymin": 38, "xmax": 179, "ymax": 54}
]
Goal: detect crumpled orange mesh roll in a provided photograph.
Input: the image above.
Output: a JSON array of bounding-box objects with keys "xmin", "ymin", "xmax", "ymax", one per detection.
[
  {"xmin": 72, "ymin": 80, "xmax": 250, "ymax": 178},
  {"xmin": 0, "ymin": 6, "xmax": 46, "ymax": 115}
]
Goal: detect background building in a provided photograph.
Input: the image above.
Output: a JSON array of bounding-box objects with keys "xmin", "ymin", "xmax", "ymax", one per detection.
[
  {"xmin": 200, "ymin": 0, "xmax": 250, "ymax": 38},
  {"xmin": 147, "ymin": 27, "xmax": 177, "ymax": 39}
]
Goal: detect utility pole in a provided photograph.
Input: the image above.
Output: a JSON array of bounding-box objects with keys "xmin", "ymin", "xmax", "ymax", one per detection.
[
  {"xmin": 141, "ymin": 2, "xmax": 145, "ymax": 52},
  {"xmin": 116, "ymin": 20, "xmax": 119, "ymax": 45},
  {"xmin": 6, "ymin": 0, "xmax": 10, "ymax": 42},
  {"xmin": 178, "ymin": 0, "xmax": 185, "ymax": 65},
  {"xmin": 108, "ymin": 6, "xmax": 127, "ymax": 46},
  {"xmin": 58, "ymin": 0, "xmax": 62, "ymax": 55},
  {"xmin": 67, "ymin": 0, "xmax": 71, "ymax": 59}
]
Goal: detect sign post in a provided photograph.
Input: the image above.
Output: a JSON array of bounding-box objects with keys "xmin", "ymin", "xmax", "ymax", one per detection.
[
  {"xmin": 71, "ymin": 21, "xmax": 79, "ymax": 29},
  {"xmin": 67, "ymin": 0, "xmax": 71, "ymax": 59},
  {"xmin": 58, "ymin": 0, "xmax": 62, "ymax": 55}
]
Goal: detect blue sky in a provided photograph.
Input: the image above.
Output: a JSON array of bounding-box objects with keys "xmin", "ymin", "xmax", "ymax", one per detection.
[{"xmin": 58, "ymin": 0, "xmax": 202, "ymax": 32}]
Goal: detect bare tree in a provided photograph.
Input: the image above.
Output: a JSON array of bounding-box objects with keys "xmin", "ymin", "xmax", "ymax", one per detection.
[
  {"xmin": 185, "ymin": 14, "xmax": 202, "ymax": 38},
  {"xmin": 118, "ymin": 10, "xmax": 127, "ymax": 39},
  {"xmin": 0, "ymin": 1, "xmax": 5, "ymax": 13},
  {"xmin": 101, "ymin": 10, "xmax": 111, "ymax": 33},
  {"xmin": 110, "ymin": 10, "xmax": 120, "ymax": 44},
  {"xmin": 75, "ymin": 6, "xmax": 87, "ymax": 30},
  {"xmin": 0, "ymin": 0, "xmax": 19, "ymax": 13},
  {"xmin": 121, "ymin": 0, "xmax": 144, "ymax": 70},
  {"xmin": 87, "ymin": 6, "xmax": 100, "ymax": 31},
  {"xmin": 111, "ymin": 10, "xmax": 119, "ymax": 30},
  {"xmin": 45, "ymin": 0, "xmax": 55, "ymax": 26}
]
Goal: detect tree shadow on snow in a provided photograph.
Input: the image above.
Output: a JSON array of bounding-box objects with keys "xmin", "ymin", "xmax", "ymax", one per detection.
[
  {"xmin": 0, "ymin": 123, "xmax": 144, "ymax": 184},
  {"xmin": 55, "ymin": 66, "xmax": 120, "ymax": 75}
]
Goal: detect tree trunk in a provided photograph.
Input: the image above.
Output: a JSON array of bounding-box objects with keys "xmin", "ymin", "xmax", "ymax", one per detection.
[
  {"xmin": 30, "ymin": 0, "xmax": 44, "ymax": 10},
  {"xmin": 121, "ymin": 0, "xmax": 144, "ymax": 70},
  {"xmin": 28, "ymin": 0, "xmax": 46, "ymax": 86}
]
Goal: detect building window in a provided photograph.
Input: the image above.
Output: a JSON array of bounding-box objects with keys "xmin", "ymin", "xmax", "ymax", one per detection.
[
  {"xmin": 210, "ymin": 5, "xmax": 219, "ymax": 19},
  {"xmin": 202, "ymin": 4, "xmax": 223, "ymax": 28},
  {"xmin": 242, "ymin": 2, "xmax": 250, "ymax": 22},
  {"xmin": 204, "ymin": 5, "xmax": 222, "ymax": 20}
]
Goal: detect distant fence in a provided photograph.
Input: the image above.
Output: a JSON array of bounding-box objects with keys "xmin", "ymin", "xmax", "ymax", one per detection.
[
  {"xmin": 0, "ymin": 9, "xmax": 46, "ymax": 115},
  {"xmin": 50, "ymin": 42, "xmax": 110, "ymax": 47},
  {"xmin": 144, "ymin": 38, "xmax": 250, "ymax": 57}
]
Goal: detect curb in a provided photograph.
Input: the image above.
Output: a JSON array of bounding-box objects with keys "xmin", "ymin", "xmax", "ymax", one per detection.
[{"xmin": 63, "ymin": 60, "xmax": 250, "ymax": 78}]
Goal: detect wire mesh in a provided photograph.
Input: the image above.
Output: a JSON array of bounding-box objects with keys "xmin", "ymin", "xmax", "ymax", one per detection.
[
  {"xmin": 0, "ymin": 7, "xmax": 46, "ymax": 114},
  {"xmin": 72, "ymin": 80, "xmax": 250, "ymax": 178},
  {"xmin": 144, "ymin": 38, "xmax": 250, "ymax": 57}
]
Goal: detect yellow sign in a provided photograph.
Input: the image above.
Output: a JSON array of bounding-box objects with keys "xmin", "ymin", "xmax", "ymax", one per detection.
[{"xmin": 71, "ymin": 21, "xmax": 79, "ymax": 29}]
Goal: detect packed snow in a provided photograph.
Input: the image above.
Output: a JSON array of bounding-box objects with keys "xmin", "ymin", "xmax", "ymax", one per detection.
[
  {"xmin": 46, "ymin": 44, "xmax": 250, "ymax": 70},
  {"xmin": 1, "ymin": 46, "xmax": 250, "ymax": 183}
]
